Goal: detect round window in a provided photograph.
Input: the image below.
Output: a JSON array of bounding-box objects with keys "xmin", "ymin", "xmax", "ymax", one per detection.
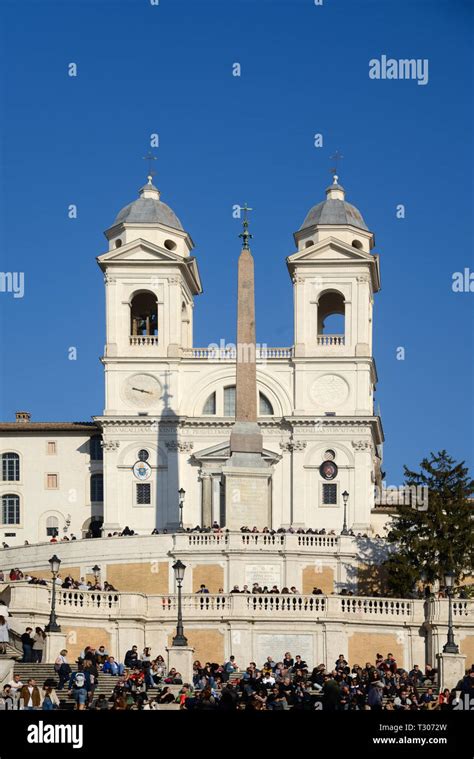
[
  {"xmin": 138, "ymin": 449, "xmax": 149, "ymax": 462},
  {"xmin": 324, "ymin": 449, "xmax": 336, "ymax": 461}
]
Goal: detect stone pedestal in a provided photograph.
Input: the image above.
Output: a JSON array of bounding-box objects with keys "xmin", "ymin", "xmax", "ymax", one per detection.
[
  {"xmin": 166, "ymin": 645, "xmax": 195, "ymax": 684},
  {"xmin": 436, "ymin": 652, "xmax": 467, "ymax": 691},
  {"xmin": 223, "ymin": 460, "xmax": 272, "ymax": 530},
  {"xmin": 44, "ymin": 631, "xmax": 68, "ymax": 663}
]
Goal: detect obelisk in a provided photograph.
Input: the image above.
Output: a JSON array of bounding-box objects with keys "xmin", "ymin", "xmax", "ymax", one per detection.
[
  {"xmin": 229, "ymin": 205, "xmax": 262, "ymax": 459},
  {"xmin": 224, "ymin": 205, "xmax": 272, "ymax": 529}
]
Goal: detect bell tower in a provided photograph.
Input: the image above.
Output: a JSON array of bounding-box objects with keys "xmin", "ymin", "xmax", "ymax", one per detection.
[
  {"xmin": 285, "ymin": 174, "xmax": 383, "ymax": 531},
  {"xmin": 97, "ymin": 174, "xmax": 202, "ymax": 416}
]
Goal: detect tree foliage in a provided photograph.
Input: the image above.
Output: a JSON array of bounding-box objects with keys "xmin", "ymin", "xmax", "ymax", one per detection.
[{"xmin": 384, "ymin": 451, "xmax": 474, "ymax": 596}]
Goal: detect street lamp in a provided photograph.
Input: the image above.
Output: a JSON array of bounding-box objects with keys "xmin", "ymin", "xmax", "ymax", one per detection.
[
  {"xmin": 172, "ymin": 559, "xmax": 188, "ymax": 647},
  {"xmin": 45, "ymin": 554, "xmax": 61, "ymax": 633},
  {"xmin": 178, "ymin": 488, "xmax": 185, "ymax": 530},
  {"xmin": 92, "ymin": 565, "xmax": 101, "ymax": 586},
  {"xmin": 341, "ymin": 490, "xmax": 349, "ymax": 535},
  {"xmin": 443, "ymin": 570, "xmax": 459, "ymax": 654}
]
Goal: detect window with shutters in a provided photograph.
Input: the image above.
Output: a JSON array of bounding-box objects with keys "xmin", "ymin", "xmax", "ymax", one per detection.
[
  {"xmin": 90, "ymin": 473, "xmax": 103, "ymax": 502},
  {"xmin": 322, "ymin": 483, "xmax": 337, "ymax": 505},
  {"xmin": 136, "ymin": 483, "xmax": 151, "ymax": 505},
  {"xmin": 46, "ymin": 474, "xmax": 58, "ymax": 489},
  {"xmin": 47, "ymin": 441, "xmax": 57, "ymax": 455}
]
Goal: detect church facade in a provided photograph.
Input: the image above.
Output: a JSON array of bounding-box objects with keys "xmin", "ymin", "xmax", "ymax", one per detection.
[{"xmin": 1, "ymin": 173, "xmax": 386, "ymax": 544}]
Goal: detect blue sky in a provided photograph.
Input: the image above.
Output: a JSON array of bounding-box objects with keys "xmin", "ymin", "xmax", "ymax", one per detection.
[{"xmin": 0, "ymin": 0, "xmax": 472, "ymax": 483}]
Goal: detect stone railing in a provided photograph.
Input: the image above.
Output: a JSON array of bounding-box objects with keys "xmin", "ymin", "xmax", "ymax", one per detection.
[
  {"xmin": 181, "ymin": 347, "xmax": 294, "ymax": 360},
  {"xmin": 316, "ymin": 335, "xmax": 345, "ymax": 346},
  {"xmin": 425, "ymin": 598, "xmax": 474, "ymax": 624},
  {"xmin": 0, "ymin": 532, "xmax": 350, "ymax": 570},
  {"xmin": 56, "ymin": 589, "xmax": 120, "ymax": 611},
  {"xmin": 129, "ymin": 335, "xmax": 159, "ymax": 346},
  {"xmin": 173, "ymin": 532, "xmax": 343, "ymax": 553},
  {"xmin": 6, "ymin": 583, "xmax": 473, "ymax": 628},
  {"xmin": 339, "ymin": 597, "xmax": 414, "ymax": 618}
]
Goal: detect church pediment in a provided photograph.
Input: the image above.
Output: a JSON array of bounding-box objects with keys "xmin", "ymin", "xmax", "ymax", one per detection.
[
  {"xmin": 288, "ymin": 237, "xmax": 372, "ymax": 264},
  {"xmin": 97, "ymin": 238, "xmax": 183, "ymax": 266},
  {"xmin": 192, "ymin": 440, "xmax": 281, "ymax": 464}
]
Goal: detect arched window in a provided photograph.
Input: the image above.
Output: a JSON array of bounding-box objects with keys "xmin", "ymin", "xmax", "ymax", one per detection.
[
  {"xmin": 223, "ymin": 386, "xmax": 236, "ymax": 417},
  {"xmin": 90, "ymin": 473, "xmax": 104, "ymax": 503},
  {"xmin": 46, "ymin": 516, "xmax": 59, "ymax": 537},
  {"xmin": 202, "ymin": 392, "xmax": 216, "ymax": 415},
  {"xmin": 317, "ymin": 291, "xmax": 345, "ymax": 338},
  {"xmin": 259, "ymin": 392, "xmax": 274, "ymax": 415},
  {"xmin": 2, "ymin": 452, "xmax": 20, "ymax": 481},
  {"xmin": 2, "ymin": 494, "xmax": 20, "ymax": 525},
  {"xmin": 207, "ymin": 386, "xmax": 274, "ymax": 416},
  {"xmin": 130, "ymin": 291, "xmax": 158, "ymax": 336},
  {"xmin": 90, "ymin": 435, "xmax": 103, "ymax": 461}
]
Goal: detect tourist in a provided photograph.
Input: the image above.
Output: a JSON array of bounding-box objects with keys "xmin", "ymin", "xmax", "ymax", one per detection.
[
  {"xmin": 53, "ymin": 650, "xmax": 70, "ymax": 690},
  {"xmin": 20, "ymin": 627, "xmax": 34, "ymax": 663},
  {"xmin": 438, "ymin": 688, "xmax": 452, "ymax": 710},
  {"xmin": 91, "ymin": 693, "xmax": 109, "ymax": 710},
  {"xmin": 19, "ymin": 678, "xmax": 42, "ymax": 710},
  {"xmin": 157, "ymin": 686, "xmax": 175, "ymax": 704},
  {"xmin": 367, "ymin": 680, "xmax": 384, "ymax": 710},
  {"xmin": 32, "ymin": 626, "xmax": 46, "ymax": 663},
  {"xmin": 0, "ymin": 614, "xmax": 9, "ymax": 655},
  {"xmin": 67, "ymin": 668, "xmax": 89, "ymax": 710},
  {"xmin": 41, "ymin": 685, "xmax": 60, "ymax": 710},
  {"xmin": 1, "ymin": 685, "xmax": 16, "ymax": 710},
  {"xmin": 7, "ymin": 674, "xmax": 23, "ymax": 694},
  {"xmin": 196, "ymin": 583, "xmax": 209, "ymax": 594},
  {"xmin": 96, "ymin": 645, "xmax": 108, "ymax": 665},
  {"xmin": 124, "ymin": 645, "xmax": 140, "ymax": 668},
  {"xmin": 102, "ymin": 656, "xmax": 124, "ymax": 676}
]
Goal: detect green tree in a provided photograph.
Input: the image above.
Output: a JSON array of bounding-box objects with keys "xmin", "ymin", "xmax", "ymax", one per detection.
[{"xmin": 384, "ymin": 451, "xmax": 474, "ymax": 597}]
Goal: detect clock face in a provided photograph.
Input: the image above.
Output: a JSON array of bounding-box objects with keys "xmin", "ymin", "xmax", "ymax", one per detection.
[
  {"xmin": 122, "ymin": 374, "xmax": 162, "ymax": 409},
  {"xmin": 320, "ymin": 460, "xmax": 338, "ymax": 481}
]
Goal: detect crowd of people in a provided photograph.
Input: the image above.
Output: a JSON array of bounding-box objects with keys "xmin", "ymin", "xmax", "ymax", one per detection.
[
  {"xmin": 0, "ymin": 569, "xmax": 118, "ymax": 593},
  {"xmin": 2, "ymin": 644, "xmax": 473, "ymax": 711}
]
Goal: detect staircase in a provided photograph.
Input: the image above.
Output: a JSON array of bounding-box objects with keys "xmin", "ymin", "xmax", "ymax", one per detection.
[{"xmin": 12, "ymin": 663, "xmax": 178, "ymax": 709}]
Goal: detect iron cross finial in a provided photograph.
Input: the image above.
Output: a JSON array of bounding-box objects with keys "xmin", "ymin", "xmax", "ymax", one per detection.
[
  {"xmin": 239, "ymin": 203, "xmax": 254, "ymax": 250},
  {"xmin": 330, "ymin": 150, "xmax": 344, "ymax": 182},
  {"xmin": 143, "ymin": 150, "xmax": 157, "ymax": 184}
]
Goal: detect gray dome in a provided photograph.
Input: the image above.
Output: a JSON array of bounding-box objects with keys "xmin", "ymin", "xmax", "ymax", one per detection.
[
  {"xmin": 114, "ymin": 195, "xmax": 183, "ymax": 231},
  {"xmin": 300, "ymin": 188, "xmax": 368, "ymax": 232}
]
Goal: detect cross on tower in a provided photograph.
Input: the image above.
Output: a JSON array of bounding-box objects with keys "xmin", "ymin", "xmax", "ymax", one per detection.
[
  {"xmin": 239, "ymin": 203, "xmax": 254, "ymax": 250},
  {"xmin": 142, "ymin": 150, "xmax": 157, "ymax": 184},
  {"xmin": 330, "ymin": 150, "xmax": 344, "ymax": 182}
]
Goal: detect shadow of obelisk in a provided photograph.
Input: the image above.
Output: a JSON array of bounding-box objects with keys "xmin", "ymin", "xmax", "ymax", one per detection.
[{"xmin": 223, "ymin": 206, "xmax": 272, "ymax": 529}]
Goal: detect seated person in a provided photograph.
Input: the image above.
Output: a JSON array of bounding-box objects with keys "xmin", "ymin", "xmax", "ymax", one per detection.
[{"xmin": 102, "ymin": 656, "xmax": 124, "ymax": 676}]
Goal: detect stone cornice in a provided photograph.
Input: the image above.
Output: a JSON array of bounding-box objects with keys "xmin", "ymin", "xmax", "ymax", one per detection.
[{"xmin": 94, "ymin": 415, "xmax": 383, "ymax": 445}]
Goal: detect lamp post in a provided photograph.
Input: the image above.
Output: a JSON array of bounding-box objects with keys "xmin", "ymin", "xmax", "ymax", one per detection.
[
  {"xmin": 92, "ymin": 564, "xmax": 101, "ymax": 587},
  {"xmin": 172, "ymin": 559, "xmax": 188, "ymax": 646},
  {"xmin": 341, "ymin": 490, "xmax": 349, "ymax": 535},
  {"xmin": 178, "ymin": 488, "xmax": 185, "ymax": 530},
  {"xmin": 443, "ymin": 570, "xmax": 459, "ymax": 654},
  {"xmin": 45, "ymin": 554, "xmax": 61, "ymax": 633}
]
